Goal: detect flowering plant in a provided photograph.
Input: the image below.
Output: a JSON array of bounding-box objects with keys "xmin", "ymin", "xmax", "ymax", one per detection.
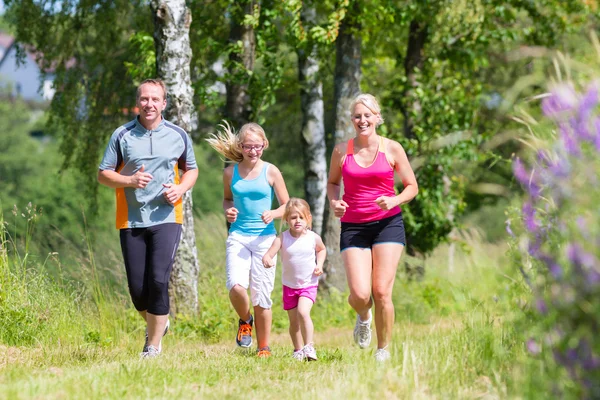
[{"xmin": 512, "ymin": 81, "xmax": 600, "ymax": 397}]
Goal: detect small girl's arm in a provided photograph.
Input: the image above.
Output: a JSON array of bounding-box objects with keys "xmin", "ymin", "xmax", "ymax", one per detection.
[
  {"xmin": 314, "ymin": 234, "xmax": 326, "ymax": 276},
  {"xmin": 262, "ymin": 235, "xmax": 282, "ymax": 268}
]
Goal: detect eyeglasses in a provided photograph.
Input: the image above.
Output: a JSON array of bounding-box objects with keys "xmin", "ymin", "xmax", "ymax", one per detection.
[{"xmin": 241, "ymin": 144, "xmax": 265, "ymax": 152}]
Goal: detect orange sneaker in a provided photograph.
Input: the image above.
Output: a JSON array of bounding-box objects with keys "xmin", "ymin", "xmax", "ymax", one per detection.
[
  {"xmin": 257, "ymin": 346, "xmax": 271, "ymax": 358},
  {"xmin": 236, "ymin": 316, "xmax": 253, "ymax": 348}
]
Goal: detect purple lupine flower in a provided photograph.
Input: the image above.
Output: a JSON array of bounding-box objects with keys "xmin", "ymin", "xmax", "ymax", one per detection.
[
  {"xmin": 593, "ymin": 117, "xmax": 600, "ymax": 152},
  {"xmin": 578, "ymin": 82, "xmax": 599, "ymax": 123},
  {"xmin": 535, "ymin": 298, "xmax": 548, "ymax": 314},
  {"xmin": 513, "ymin": 158, "xmax": 530, "ymax": 186},
  {"xmin": 560, "ymin": 123, "xmax": 581, "ymax": 157},
  {"xmin": 538, "ymin": 253, "xmax": 562, "ymax": 279},
  {"xmin": 542, "ymin": 84, "xmax": 578, "ymax": 118},
  {"xmin": 528, "ymin": 237, "xmax": 542, "ymax": 257},
  {"xmin": 536, "ymin": 149, "xmax": 551, "ymax": 166},
  {"xmin": 527, "ymin": 338, "xmax": 542, "ymax": 355},
  {"xmin": 582, "ymin": 356, "xmax": 600, "ymax": 371},
  {"xmin": 522, "ymin": 201, "xmax": 539, "ymax": 233},
  {"xmin": 566, "ymin": 243, "xmax": 582, "ymax": 265},
  {"xmin": 548, "ymin": 155, "xmax": 570, "ymax": 178},
  {"xmin": 574, "ymin": 117, "xmax": 594, "ymax": 142}
]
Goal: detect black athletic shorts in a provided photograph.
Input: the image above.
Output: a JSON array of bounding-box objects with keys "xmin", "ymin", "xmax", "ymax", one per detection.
[{"xmin": 340, "ymin": 212, "xmax": 406, "ymax": 251}]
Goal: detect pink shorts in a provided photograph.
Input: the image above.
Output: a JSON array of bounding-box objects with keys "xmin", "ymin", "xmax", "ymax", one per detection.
[{"xmin": 282, "ymin": 285, "xmax": 318, "ymax": 310}]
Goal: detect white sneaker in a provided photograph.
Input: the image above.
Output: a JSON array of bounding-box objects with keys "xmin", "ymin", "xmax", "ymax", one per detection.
[
  {"xmin": 143, "ymin": 319, "xmax": 170, "ymax": 353},
  {"xmin": 375, "ymin": 348, "xmax": 390, "ymax": 362},
  {"xmin": 292, "ymin": 349, "xmax": 305, "ymax": 361},
  {"xmin": 353, "ymin": 312, "xmax": 372, "ymax": 349},
  {"xmin": 302, "ymin": 344, "xmax": 317, "ymax": 361},
  {"xmin": 140, "ymin": 344, "xmax": 161, "ymax": 359}
]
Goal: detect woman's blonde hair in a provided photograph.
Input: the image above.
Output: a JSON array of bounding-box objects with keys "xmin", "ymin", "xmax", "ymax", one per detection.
[
  {"xmin": 206, "ymin": 121, "xmax": 270, "ymax": 163},
  {"xmin": 283, "ymin": 198, "xmax": 313, "ymax": 230},
  {"xmin": 350, "ymin": 93, "xmax": 384, "ymax": 126}
]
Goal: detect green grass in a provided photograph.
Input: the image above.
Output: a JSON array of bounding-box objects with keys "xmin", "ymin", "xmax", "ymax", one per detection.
[{"xmin": 0, "ymin": 214, "xmax": 551, "ymax": 399}]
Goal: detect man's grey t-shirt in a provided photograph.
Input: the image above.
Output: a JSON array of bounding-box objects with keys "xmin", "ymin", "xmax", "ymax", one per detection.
[{"xmin": 99, "ymin": 117, "xmax": 197, "ymax": 229}]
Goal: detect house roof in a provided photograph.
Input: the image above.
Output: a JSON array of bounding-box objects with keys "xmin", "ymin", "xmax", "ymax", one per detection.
[
  {"xmin": 0, "ymin": 31, "xmax": 74, "ymax": 73},
  {"xmin": 0, "ymin": 31, "xmax": 13, "ymax": 49}
]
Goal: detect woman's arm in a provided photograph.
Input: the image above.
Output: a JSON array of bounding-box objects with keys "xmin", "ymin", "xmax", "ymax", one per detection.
[
  {"xmin": 327, "ymin": 143, "xmax": 349, "ymax": 218},
  {"xmin": 375, "ymin": 140, "xmax": 418, "ymax": 210}
]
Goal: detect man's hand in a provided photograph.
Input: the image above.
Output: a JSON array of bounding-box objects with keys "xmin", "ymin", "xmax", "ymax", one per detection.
[
  {"xmin": 163, "ymin": 183, "xmax": 185, "ymax": 205},
  {"xmin": 130, "ymin": 165, "xmax": 153, "ymax": 189}
]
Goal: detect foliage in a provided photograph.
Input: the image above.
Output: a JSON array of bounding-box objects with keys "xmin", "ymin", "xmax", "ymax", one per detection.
[
  {"xmin": 358, "ymin": 0, "xmax": 596, "ymax": 255},
  {"xmin": 4, "ymin": 0, "xmax": 153, "ymax": 211},
  {"xmin": 511, "ymin": 77, "xmax": 600, "ymax": 397}
]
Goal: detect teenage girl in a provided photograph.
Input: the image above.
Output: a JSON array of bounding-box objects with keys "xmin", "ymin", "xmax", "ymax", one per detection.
[{"xmin": 207, "ymin": 122, "xmax": 290, "ymax": 358}]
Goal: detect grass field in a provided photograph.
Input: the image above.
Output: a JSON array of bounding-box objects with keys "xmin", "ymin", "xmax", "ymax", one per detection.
[{"xmin": 1, "ymin": 210, "xmax": 560, "ymax": 399}]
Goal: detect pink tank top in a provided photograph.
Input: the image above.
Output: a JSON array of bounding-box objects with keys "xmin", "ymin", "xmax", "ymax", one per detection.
[{"xmin": 341, "ymin": 137, "xmax": 401, "ymax": 223}]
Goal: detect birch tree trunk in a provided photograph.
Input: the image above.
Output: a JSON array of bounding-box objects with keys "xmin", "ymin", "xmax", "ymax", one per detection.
[
  {"xmin": 402, "ymin": 19, "xmax": 428, "ymax": 141},
  {"xmin": 297, "ymin": 2, "xmax": 326, "ymax": 236},
  {"xmin": 402, "ymin": 19, "xmax": 428, "ymax": 279},
  {"xmin": 225, "ymin": 0, "xmax": 257, "ymax": 128},
  {"xmin": 151, "ymin": 0, "xmax": 200, "ymax": 316},
  {"xmin": 321, "ymin": 10, "xmax": 361, "ymax": 291}
]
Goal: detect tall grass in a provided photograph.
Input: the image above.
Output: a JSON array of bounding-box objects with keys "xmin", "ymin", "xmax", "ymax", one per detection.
[
  {"xmin": 0, "ymin": 214, "xmax": 543, "ymax": 399},
  {"xmin": 1, "ymin": 204, "xmax": 550, "ymax": 399}
]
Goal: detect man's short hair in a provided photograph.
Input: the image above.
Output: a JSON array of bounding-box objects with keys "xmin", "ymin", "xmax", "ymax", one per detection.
[{"xmin": 137, "ymin": 79, "xmax": 167, "ymax": 100}]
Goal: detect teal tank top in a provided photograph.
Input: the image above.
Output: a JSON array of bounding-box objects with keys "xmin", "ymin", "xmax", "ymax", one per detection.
[{"xmin": 230, "ymin": 162, "xmax": 276, "ymax": 236}]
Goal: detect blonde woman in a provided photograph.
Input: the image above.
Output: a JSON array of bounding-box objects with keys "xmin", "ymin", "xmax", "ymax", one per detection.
[
  {"xmin": 207, "ymin": 122, "xmax": 289, "ymax": 358},
  {"xmin": 327, "ymin": 94, "xmax": 418, "ymax": 362}
]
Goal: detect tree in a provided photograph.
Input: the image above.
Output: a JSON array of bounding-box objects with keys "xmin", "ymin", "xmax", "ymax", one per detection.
[
  {"xmin": 151, "ymin": 0, "xmax": 200, "ymax": 316},
  {"xmin": 4, "ymin": 0, "xmax": 203, "ymax": 315},
  {"xmin": 225, "ymin": 0, "xmax": 257, "ymax": 128},
  {"xmin": 297, "ymin": 0, "xmax": 327, "ymax": 235},
  {"xmin": 322, "ymin": 0, "xmax": 361, "ymax": 290}
]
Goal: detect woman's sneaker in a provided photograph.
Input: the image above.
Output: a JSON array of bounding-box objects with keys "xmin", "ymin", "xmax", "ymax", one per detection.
[
  {"xmin": 353, "ymin": 312, "xmax": 372, "ymax": 349},
  {"xmin": 236, "ymin": 315, "xmax": 253, "ymax": 348},
  {"xmin": 140, "ymin": 345, "xmax": 161, "ymax": 359},
  {"xmin": 292, "ymin": 349, "xmax": 305, "ymax": 361},
  {"xmin": 302, "ymin": 344, "xmax": 317, "ymax": 361},
  {"xmin": 143, "ymin": 319, "xmax": 170, "ymax": 353},
  {"xmin": 374, "ymin": 348, "xmax": 391, "ymax": 362}
]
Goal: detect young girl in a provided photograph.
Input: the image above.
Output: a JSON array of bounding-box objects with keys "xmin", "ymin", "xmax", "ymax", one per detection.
[
  {"xmin": 207, "ymin": 121, "xmax": 289, "ymax": 358},
  {"xmin": 262, "ymin": 198, "xmax": 326, "ymax": 361}
]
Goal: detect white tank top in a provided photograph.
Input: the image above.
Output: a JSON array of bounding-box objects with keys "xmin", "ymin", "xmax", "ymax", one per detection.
[{"xmin": 281, "ymin": 230, "xmax": 319, "ymax": 289}]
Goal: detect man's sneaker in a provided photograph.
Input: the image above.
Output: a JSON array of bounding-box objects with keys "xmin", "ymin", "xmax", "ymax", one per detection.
[
  {"xmin": 236, "ymin": 316, "xmax": 253, "ymax": 348},
  {"xmin": 140, "ymin": 344, "xmax": 161, "ymax": 359},
  {"xmin": 257, "ymin": 346, "xmax": 271, "ymax": 358},
  {"xmin": 143, "ymin": 318, "xmax": 170, "ymax": 353},
  {"xmin": 353, "ymin": 312, "xmax": 372, "ymax": 349},
  {"xmin": 302, "ymin": 344, "xmax": 317, "ymax": 361},
  {"xmin": 375, "ymin": 348, "xmax": 391, "ymax": 362},
  {"xmin": 292, "ymin": 349, "xmax": 305, "ymax": 361}
]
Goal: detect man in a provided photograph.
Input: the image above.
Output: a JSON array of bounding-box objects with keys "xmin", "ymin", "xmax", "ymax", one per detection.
[{"xmin": 98, "ymin": 79, "xmax": 198, "ymax": 357}]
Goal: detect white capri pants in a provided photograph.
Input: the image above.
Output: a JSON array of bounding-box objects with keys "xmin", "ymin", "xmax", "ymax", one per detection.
[{"xmin": 225, "ymin": 231, "xmax": 277, "ymax": 309}]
